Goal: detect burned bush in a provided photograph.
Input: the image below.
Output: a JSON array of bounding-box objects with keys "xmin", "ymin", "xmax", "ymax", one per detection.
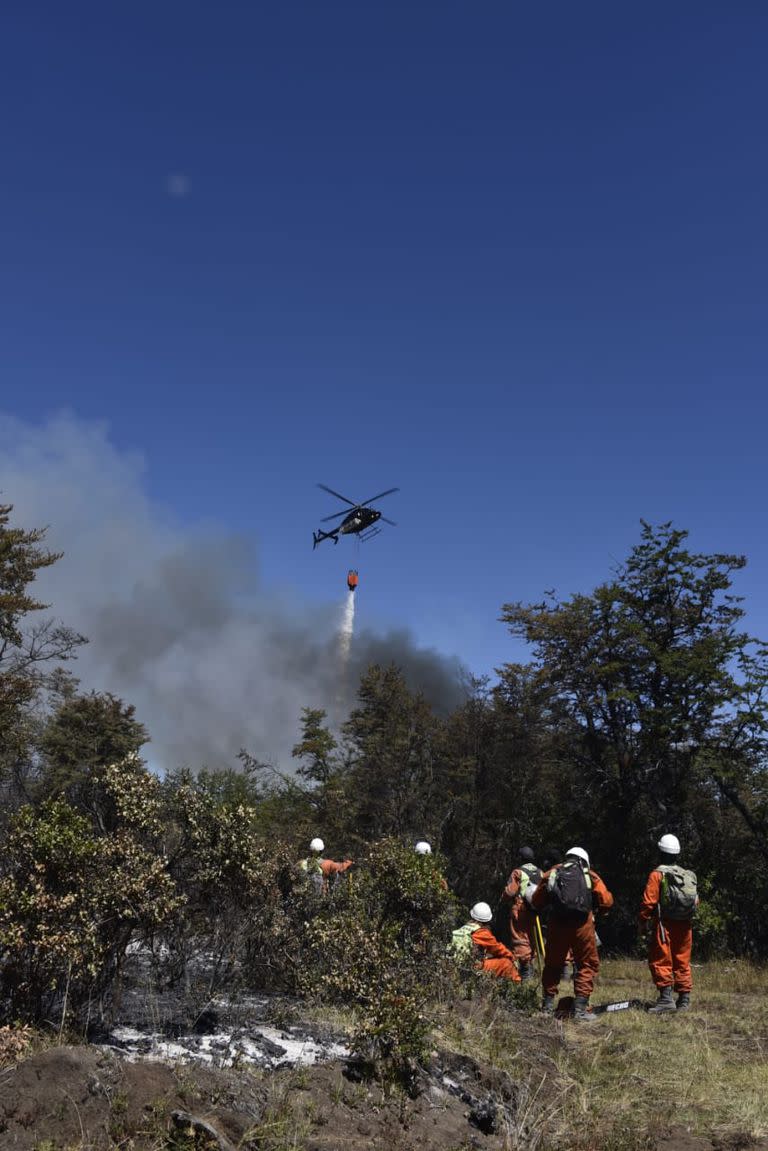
[{"xmin": 298, "ymin": 838, "xmax": 457, "ymax": 1081}]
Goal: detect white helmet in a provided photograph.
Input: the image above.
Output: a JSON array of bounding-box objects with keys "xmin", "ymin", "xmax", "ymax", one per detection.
[
  {"xmin": 658, "ymin": 833, "xmax": 681, "ymax": 855},
  {"xmin": 470, "ymin": 901, "xmax": 493, "ymax": 923},
  {"xmin": 415, "ymin": 841, "xmax": 432, "ymax": 855},
  {"xmin": 566, "ymin": 846, "xmax": 590, "ymax": 867},
  {"xmin": 309, "ymin": 838, "xmax": 324, "ymax": 853}
]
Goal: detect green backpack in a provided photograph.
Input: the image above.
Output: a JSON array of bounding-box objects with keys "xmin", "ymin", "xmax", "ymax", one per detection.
[
  {"xmin": 658, "ymin": 864, "xmax": 698, "ymax": 920},
  {"xmin": 299, "ymin": 855, "xmax": 325, "ymax": 893},
  {"xmin": 450, "ymin": 922, "xmax": 477, "ymax": 962},
  {"xmin": 518, "ymin": 862, "xmax": 542, "ymax": 899}
]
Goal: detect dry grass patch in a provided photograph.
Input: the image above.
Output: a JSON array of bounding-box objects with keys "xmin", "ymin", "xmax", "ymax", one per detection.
[
  {"xmin": 551, "ymin": 959, "xmax": 768, "ymax": 1146},
  {"xmin": 434, "ymin": 960, "xmax": 768, "ymax": 1150}
]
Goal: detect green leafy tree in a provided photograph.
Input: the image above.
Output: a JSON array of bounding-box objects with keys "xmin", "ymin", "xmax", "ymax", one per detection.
[
  {"xmin": 342, "ymin": 665, "xmax": 445, "ymax": 846},
  {"xmin": 235, "ymin": 747, "xmax": 321, "ymax": 844},
  {"xmin": 189, "ymin": 764, "xmax": 263, "ymax": 807},
  {"xmin": 290, "ymin": 707, "xmax": 353, "ymax": 843},
  {"xmin": 39, "ymin": 692, "xmax": 149, "ymax": 831},
  {"xmin": 0, "ymin": 504, "xmax": 85, "ymax": 794},
  {"xmin": 41, "ymin": 690, "xmax": 147, "ymax": 779},
  {"xmin": 292, "ymin": 707, "xmax": 338, "ymax": 783},
  {"xmin": 501, "ymin": 521, "xmax": 768, "ymax": 942},
  {"xmin": 440, "ymin": 671, "xmax": 563, "ymax": 899},
  {"xmin": 437, "ymin": 677, "xmax": 501, "ymax": 887}
]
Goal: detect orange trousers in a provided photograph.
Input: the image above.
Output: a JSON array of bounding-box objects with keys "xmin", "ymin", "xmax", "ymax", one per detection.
[
  {"xmin": 508, "ymin": 901, "xmax": 535, "ymax": 963},
  {"xmin": 648, "ymin": 918, "xmax": 692, "ymax": 993},
  {"xmin": 481, "ymin": 957, "xmax": 521, "ymax": 982},
  {"xmin": 542, "ymin": 916, "xmax": 600, "ymax": 999}
]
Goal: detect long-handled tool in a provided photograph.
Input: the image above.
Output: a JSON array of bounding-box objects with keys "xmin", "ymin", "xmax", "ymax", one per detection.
[{"xmin": 532, "ymin": 913, "xmax": 546, "ymax": 969}]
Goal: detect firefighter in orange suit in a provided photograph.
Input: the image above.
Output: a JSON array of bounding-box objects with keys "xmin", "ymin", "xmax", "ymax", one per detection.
[
  {"xmin": 456, "ymin": 902, "xmax": 521, "ymax": 981},
  {"xmin": 639, "ymin": 833, "xmax": 697, "ymax": 1013},
  {"xmin": 532, "ymin": 847, "xmax": 613, "ymax": 1022},
  {"xmin": 300, "ymin": 837, "xmax": 353, "ymax": 894},
  {"xmin": 501, "ymin": 846, "xmax": 541, "ymax": 980}
]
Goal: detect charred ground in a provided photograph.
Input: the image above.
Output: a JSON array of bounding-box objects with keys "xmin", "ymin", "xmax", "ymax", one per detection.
[{"xmin": 3, "ymin": 960, "xmax": 768, "ymax": 1151}]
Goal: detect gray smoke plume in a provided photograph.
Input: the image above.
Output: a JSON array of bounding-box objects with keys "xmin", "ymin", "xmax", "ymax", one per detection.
[{"xmin": 0, "ymin": 413, "xmax": 465, "ymax": 771}]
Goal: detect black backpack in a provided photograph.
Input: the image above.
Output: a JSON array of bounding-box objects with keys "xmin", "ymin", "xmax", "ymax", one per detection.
[{"xmin": 547, "ymin": 860, "xmax": 593, "ymax": 917}]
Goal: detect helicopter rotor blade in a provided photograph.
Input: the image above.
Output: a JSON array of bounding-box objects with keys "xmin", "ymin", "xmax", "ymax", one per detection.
[
  {"xmin": 380, "ymin": 517, "xmax": 397, "ymax": 527},
  {"xmin": 360, "ymin": 487, "xmax": 399, "ymax": 507},
  {"xmin": 320, "ymin": 509, "xmax": 351, "ymax": 523},
  {"xmin": 317, "ymin": 483, "xmax": 358, "ymax": 507}
]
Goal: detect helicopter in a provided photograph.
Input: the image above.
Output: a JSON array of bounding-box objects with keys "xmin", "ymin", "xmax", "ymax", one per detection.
[{"xmin": 312, "ymin": 483, "xmax": 399, "ymax": 549}]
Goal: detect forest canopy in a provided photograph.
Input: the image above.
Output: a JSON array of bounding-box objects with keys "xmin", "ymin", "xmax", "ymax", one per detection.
[{"xmin": 2, "ymin": 504, "xmax": 768, "ymax": 1032}]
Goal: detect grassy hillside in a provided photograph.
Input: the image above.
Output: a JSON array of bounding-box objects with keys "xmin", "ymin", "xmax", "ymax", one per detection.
[{"xmin": 437, "ymin": 958, "xmax": 768, "ymax": 1149}]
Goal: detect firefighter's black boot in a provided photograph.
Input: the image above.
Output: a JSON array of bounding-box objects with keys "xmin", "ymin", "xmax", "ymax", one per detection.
[
  {"xmin": 541, "ymin": 994, "xmax": 555, "ymax": 1015},
  {"xmin": 519, "ymin": 961, "xmax": 533, "ymax": 982},
  {"xmin": 573, "ymin": 995, "xmax": 598, "ymax": 1023},
  {"xmin": 676, "ymin": 992, "xmax": 691, "ymax": 1011},
  {"xmin": 648, "ymin": 986, "xmax": 676, "ymax": 1014}
]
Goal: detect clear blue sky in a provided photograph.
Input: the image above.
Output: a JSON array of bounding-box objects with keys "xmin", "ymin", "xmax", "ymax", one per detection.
[{"xmin": 2, "ymin": 2, "xmax": 767, "ymax": 676}]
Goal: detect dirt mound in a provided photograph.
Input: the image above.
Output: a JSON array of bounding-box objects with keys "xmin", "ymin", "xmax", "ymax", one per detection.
[
  {"xmin": 0, "ymin": 1044, "xmax": 517, "ymax": 1150},
  {"xmin": 0, "ymin": 1046, "xmax": 265, "ymax": 1150},
  {"xmin": 266, "ymin": 1058, "xmax": 515, "ymax": 1151}
]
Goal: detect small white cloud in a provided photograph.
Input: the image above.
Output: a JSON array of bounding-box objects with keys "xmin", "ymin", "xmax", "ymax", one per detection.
[{"xmin": 166, "ymin": 172, "xmax": 190, "ymax": 199}]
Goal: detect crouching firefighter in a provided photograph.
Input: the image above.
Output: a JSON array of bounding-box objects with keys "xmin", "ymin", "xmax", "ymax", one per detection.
[
  {"xmin": 639, "ymin": 833, "xmax": 698, "ymax": 1013},
  {"xmin": 532, "ymin": 847, "xmax": 613, "ymax": 1022},
  {"xmin": 451, "ymin": 902, "xmax": 521, "ymax": 982}
]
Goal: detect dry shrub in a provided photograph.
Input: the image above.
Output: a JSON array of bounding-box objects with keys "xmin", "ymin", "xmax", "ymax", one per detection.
[
  {"xmin": 0, "ymin": 1023, "xmax": 33, "ymax": 1066},
  {"xmin": 0, "ymin": 782, "xmax": 179, "ymax": 1024}
]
